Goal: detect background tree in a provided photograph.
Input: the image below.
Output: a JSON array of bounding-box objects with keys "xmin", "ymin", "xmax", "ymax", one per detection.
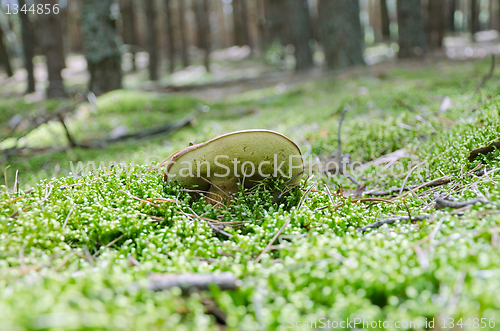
[
  {"xmin": 232, "ymin": 0, "xmax": 251, "ymax": 47},
  {"xmin": 263, "ymin": 0, "xmax": 289, "ymax": 46},
  {"xmin": 81, "ymin": 0, "xmax": 122, "ymax": 95},
  {"xmin": 0, "ymin": 24, "xmax": 13, "ymax": 77},
  {"xmin": 380, "ymin": 0, "xmax": 391, "ymax": 40},
  {"xmin": 178, "ymin": 0, "xmax": 189, "ymax": 67},
  {"xmin": 145, "ymin": 0, "xmax": 158, "ymax": 80},
  {"xmin": 37, "ymin": 0, "xmax": 67, "ymax": 98},
  {"xmin": 200, "ymin": 0, "xmax": 210, "ymax": 71},
  {"xmin": 18, "ymin": 0, "xmax": 36, "ymax": 93},
  {"xmin": 319, "ymin": 0, "xmax": 365, "ymax": 69},
  {"xmin": 165, "ymin": 0, "xmax": 176, "ymax": 73},
  {"xmin": 121, "ymin": 0, "xmax": 138, "ymax": 71},
  {"xmin": 427, "ymin": 0, "xmax": 446, "ymax": 49},
  {"xmin": 288, "ymin": 0, "xmax": 313, "ymax": 71},
  {"xmin": 396, "ymin": 0, "xmax": 425, "ymax": 58},
  {"xmin": 471, "ymin": 0, "xmax": 478, "ymax": 41},
  {"xmin": 448, "ymin": 0, "xmax": 456, "ymax": 32}
]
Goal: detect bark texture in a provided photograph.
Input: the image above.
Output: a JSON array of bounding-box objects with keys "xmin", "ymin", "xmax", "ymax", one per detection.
[
  {"xmin": 319, "ymin": 0, "xmax": 365, "ymax": 69},
  {"xmin": 396, "ymin": 0, "xmax": 425, "ymax": 58},
  {"xmin": 37, "ymin": 0, "xmax": 67, "ymax": 98},
  {"xmin": 19, "ymin": 0, "xmax": 36, "ymax": 93},
  {"xmin": 81, "ymin": 0, "xmax": 122, "ymax": 95},
  {"xmin": 288, "ymin": 0, "xmax": 313, "ymax": 71}
]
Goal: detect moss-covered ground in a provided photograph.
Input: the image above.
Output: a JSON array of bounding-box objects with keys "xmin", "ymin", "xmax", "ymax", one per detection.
[{"xmin": 1, "ymin": 58, "xmax": 500, "ymax": 330}]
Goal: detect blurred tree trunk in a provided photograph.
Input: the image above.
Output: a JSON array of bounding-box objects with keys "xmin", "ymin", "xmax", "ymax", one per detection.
[
  {"xmin": 489, "ymin": 0, "xmax": 493, "ymax": 29},
  {"xmin": 121, "ymin": 0, "xmax": 138, "ymax": 71},
  {"xmin": 396, "ymin": 0, "xmax": 425, "ymax": 58},
  {"xmin": 193, "ymin": 0, "xmax": 210, "ymax": 71},
  {"xmin": 178, "ymin": 0, "xmax": 189, "ymax": 67},
  {"xmin": 319, "ymin": 0, "xmax": 365, "ymax": 69},
  {"xmin": 233, "ymin": 0, "xmax": 250, "ymax": 46},
  {"xmin": 145, "ymin": 0, "xmax": 158, "ymax": 80},
  {"xmin": 19, "ymin": 0, "xmax": 36, "ymax": 93},
  {"xmin": 67, "ymin": 0, "xmax": 83, "ymax": 53},
  {"xmin": 370, "ymin": 0, "xmax": 382, "ymax": 42},
  {"xmin": 381, "ymin": 0, "xmax": 391, "ymax": 40},
  {"xmin": 37, "ymin": 0, "xmax": 67, "ymax": 98},
  {"xmin": 264, "ymin": 0, "xmax": 288, "ymax": 46},
  {"xmin": 256, "ymin": 0, "xmax": 267, "ymax": 50},
  {"xmin": 36, "ymin": 0, "xmax": 67, "ymax": 98},
  {"xmin": 289, "ymin": 0, "xmax": 313, "ymax": 71},
  {"xmin": 165, "ymin": 0, "xmax": 176, "ymax": 72},
  {"xmin": 427, "ymin": 0, "xmax": 446, "ymax": 49},
  {"xmin": 193, "ymin": 0, "xmax": 203, "ymax": 49},
  {"xmin": 201, "ymin": 0, "xmax": 210, "ymax": 71},
  {"xmin": 471, "ymin": 0, "xmax": 478, "ymax": 41},
  {"xmin": 81, "ymin": 0, "xmax": 122, "ymax": 95},
  {"xmin": 448, "ymin": 0, "xmax": 456, "ymax": 32},
  {"xmin": 0, "ymin": 25, "xmax": 13, "ymax": 77}
]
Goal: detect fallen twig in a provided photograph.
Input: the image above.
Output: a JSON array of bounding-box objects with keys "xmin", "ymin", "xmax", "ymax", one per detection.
[
  {"xmin": 435, "ymin": 197, "xmax": 492, "ymax": 210},
  {"xmin": 148, "ymin": 272, "xmax": 241, "ymax": 292},
  {"xmin": 474, "ymin": 54, "xmax": 495, "ymax": 95},
  {"xmin": 255, "ymin": 217, "xmax": 293, "ymax": 263},
  {"xmin": 358, "ymin": 214, "xmax": 433, "ymax": 232}
]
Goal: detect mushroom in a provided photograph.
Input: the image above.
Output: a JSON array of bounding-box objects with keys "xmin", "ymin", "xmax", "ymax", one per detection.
[{"xmin": 164, "ymin": 130, "xmax": 304, "ymax": 205}]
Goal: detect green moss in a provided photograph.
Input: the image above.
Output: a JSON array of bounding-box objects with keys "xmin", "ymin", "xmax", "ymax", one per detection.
[{"xmin": 1, "ymin": 58, "xmax": 500, "ymax": 330}]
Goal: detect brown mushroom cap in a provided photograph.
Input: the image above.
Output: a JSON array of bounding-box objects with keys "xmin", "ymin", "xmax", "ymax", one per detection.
[{"xmin": 165, "ymin": 130, "xmax": 303, "ymax": 203}]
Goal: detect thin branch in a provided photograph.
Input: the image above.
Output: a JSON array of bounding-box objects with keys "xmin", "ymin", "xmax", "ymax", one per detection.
[
  {"xmin": 358, "ymin": 214, "xmax": 433, "ymax": 232},
  {"xmin": 148, "ymin": 272, "xmax": 241, "ymax": 292},
  {"xmin": 435, "ymin": 198, "xmax": 492, "ymax": 210}
]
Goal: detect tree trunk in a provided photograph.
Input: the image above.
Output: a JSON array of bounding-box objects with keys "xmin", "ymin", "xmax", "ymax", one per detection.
[
  {"xmin": 67, "ymin": 0, "xmax": 83, "ymax": 53},
  {"xmin": 121, "ymin": 0, "xmax": 138, "ymax": 71},
  {"xmin": 193, "ymin": 0, "xmax": 204, "ymax": 49},
  {"xmin": 233, "ymin": 0, "xmax": 251, "ymax": 46},
  {"xmin": 81, "ymin": 0, "xmax": 122, "ymax": 95},
  {"xmin": 381, "ymin": 0, "xmax": 391, "ymax": 40},
  {"xmin": 471, "ymin": 0, "xmax": 478, "ymax": 41},
  {"xmin": 319, "ymin": 0, "xmax": 365, "ymax": 69},
  {"xmin": 396, "ymin": 0, "xmax": 425, "ymax": 58},
  {"xmin": 19, "ymin": 0, "xmax": 36, "ymax": 93},
  {"xmin": 202, "ymin": 0, "xmax": 210, "ymax": 71},
  {"xmin": 448, "ymin": 0, "xmax": 456, "ymax": 32},
  {"xmin": 37, "ymin": 0, "xmax": 67, "ymax": 98},
  {"xmin": 263, "ymin": 0, "xmax": 289, "ymax": 46},
  {"xmin": 489, "ymin": 0, "xmax": 493, "ymax": 29},
  {"xmin": 178, "ymin": 0, "xmax": 189, "ymax": 67},
  {"xmin": 145, "ymin": 0, "xmax": 158, "ymax": 80},
  {"xmin": 0, "ymin": 25, "xmax": 13, "ymax": 77},
  {"xmin": 165, "ymin": 0, "xmax": 176, "ymax": 72},
  {"xmin": 427, "ymin": 0, "xmax": 446, "ymax": 49},
  {"xmin": 256, "ymin": 0, "xmax": 267, "ymax": 50},
  {"xmin": 288, "ymin": 0, "xmax": 313, "ymax": 71}
]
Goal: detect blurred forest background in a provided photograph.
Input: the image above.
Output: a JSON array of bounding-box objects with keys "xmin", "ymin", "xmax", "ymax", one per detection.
[{"xmin": 1, "ymin": 0, "xmax": 500, "ymax": 99}]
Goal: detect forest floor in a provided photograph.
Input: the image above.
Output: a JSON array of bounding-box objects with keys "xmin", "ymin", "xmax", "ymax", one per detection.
[{"xmin": 1, "ymin": 47, "xmax": 500, "ymax": 329}]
